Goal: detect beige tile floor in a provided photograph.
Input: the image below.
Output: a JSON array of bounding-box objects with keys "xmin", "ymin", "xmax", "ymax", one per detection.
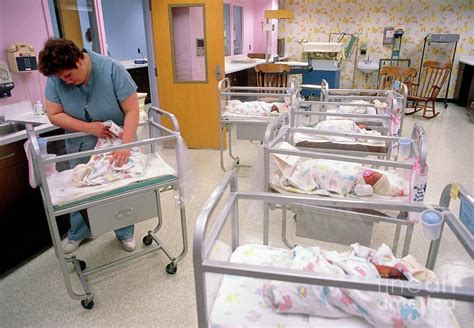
[{"xmin": 1, "ymin": 103, "xmax": 473, "ymax": 327}]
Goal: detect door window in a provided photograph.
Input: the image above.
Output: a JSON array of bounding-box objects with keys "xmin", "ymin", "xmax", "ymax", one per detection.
[
  {"xmin": 170, "ymin": 5, "xmax": 207, "ymax": 82},
  {"xmin": 232, "ymin": 6, "xmax": 242, "ymax": 55}
]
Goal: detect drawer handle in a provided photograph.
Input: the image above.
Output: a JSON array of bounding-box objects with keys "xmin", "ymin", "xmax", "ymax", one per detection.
[
  {"xmin": 0, "ymin": 153, "xmax": 15, "ymax": 161},
  {"xmin": 115, "ymin": 207, "xmax": 134, "ymax": 218}
]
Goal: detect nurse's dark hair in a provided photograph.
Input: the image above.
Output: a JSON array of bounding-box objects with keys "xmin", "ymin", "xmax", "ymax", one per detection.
[{"xmin": 38, "ymin": 38, "xmax": 84, "ymax": 76}]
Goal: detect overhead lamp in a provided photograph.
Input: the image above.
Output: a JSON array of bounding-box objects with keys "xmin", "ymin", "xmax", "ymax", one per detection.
[{"xmin": 264, "ymin": 9, "xmax": 294, "ymax": 20}]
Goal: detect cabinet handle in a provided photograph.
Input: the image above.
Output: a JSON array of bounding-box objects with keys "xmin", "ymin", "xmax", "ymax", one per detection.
[
  {"xmin": 0, "ymin": 152, "xmax": 15, "ymax": 161},
  {"xmin": 115, "ymin": 207, "xmax": 134, "ymax": 218}
]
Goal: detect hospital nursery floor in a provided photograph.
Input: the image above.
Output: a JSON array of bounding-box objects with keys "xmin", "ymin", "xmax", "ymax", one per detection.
[{"xmin": 1, "ymin": 102, "xmax": 473, "ymax": 327}]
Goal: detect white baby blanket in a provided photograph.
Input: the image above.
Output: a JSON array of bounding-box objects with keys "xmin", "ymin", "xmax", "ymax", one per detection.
[
  {"xmin": 294, "ymin": 119, "xmax": 385, "ymax": 145},
  {"xmin": 272, "ymin": 142, "xmax": 408, "ymax": 197},
  {"xmin": 47, "ymin": 153, "xmax": 175, "ymax": 206},
  {"xmin": 225, "ymin": 100, "xmax": 288, "ymax": 117},
  {"xmin": 72, "ymin": 121, "xmax": 146, "ymax": 187}
]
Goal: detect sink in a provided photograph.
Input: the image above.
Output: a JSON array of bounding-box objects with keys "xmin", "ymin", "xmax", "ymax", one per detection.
[
  {"xmin": 0, "ymin": 122, "xmax": 42, "ymax": 136},
  {"xmin": 357, "ymin": 60, "xmax": 379, "ymax": 74}
]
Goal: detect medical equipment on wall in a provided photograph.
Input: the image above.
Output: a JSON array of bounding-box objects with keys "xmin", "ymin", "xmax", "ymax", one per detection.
[
  {"xmin": 391, "ymin": 28, "xmax": 404, "ymax": 59},
  {"xmin": 300, "ymin": 41, "xmax": 345, "ymax": 97},
  {"xmin": 7, "ymin": 43, "xmax": 38, "ymax": 73},
  {"xmin": 330, "ymin": 32, "xmax": 361, "ymax": 88},
  {"xmin": 418, "ymin": 33, "xmax": 460, "ymax": 108},
  {"xmin": 0, "ymin": 62, "xmax": 14, "ymax": 97}
]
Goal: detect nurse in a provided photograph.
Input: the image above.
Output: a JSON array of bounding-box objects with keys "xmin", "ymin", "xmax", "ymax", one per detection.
[{"xmin": 38, "ymin": 38, "xmax": 139, "ymax": 253}]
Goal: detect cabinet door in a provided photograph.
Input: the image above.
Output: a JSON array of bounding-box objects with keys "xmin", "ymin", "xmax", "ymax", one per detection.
[
  {"xmin": 128, "ymin": 67, "xmax": 151, "ymax": 104},
  {"xmin": 0, "ymin": 138, "xmax": 69, "ymax": 275}
]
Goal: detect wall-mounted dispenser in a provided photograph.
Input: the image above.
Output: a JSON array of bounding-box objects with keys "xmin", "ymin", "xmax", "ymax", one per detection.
[
  {"xmin": 0, "ymin": 62, "xmax": 14, "ymax": 97},
  {"xmin": 7, "ymin": 43, "xmax": 38, "ymax": 73}
]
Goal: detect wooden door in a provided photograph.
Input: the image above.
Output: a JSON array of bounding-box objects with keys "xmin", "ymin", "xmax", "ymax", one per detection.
[{"xmin": 151, "ymin": 0, "xmax": 224, "ymax": 149}]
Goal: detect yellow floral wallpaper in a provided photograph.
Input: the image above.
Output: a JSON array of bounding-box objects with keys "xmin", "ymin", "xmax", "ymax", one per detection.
[{"xmin": 278, "ymin": 0, "xmax": 474, "ymax": 97}]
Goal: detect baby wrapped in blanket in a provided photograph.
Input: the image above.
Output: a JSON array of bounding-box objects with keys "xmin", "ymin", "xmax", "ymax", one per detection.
[
  {"xmin": 225, "ymin": 99, "xmax": 288, "ymax": 116},
  {"xmin": 297, "ymin": 119, "xmax": 383, "ymax": 144},
  {"xmin": 262, "ymin": 245, "xmax": 437, "ymax": 326},
  {"xmin": 273, "ymin": 142, "xmax": 408, "ymax": 197},
  {"xmin": 72, "ymin": 121, "xmax": 146, "ymax": 187}
]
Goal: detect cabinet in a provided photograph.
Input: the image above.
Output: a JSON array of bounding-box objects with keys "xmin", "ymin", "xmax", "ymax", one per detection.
[
  {"xmin": 454, "ymin": 62, "xmax": 474, "ymax": 110},
  {"xmin": 225, "ymin": 67, "xmax": 257, "ymax": 87},
  {"xmin": 0, "ymin": 131, "xmax": 69, "ymax": 276},
  {"xmin": 127, "ymin": 67, "xmax": 151, "ymax": 104}
]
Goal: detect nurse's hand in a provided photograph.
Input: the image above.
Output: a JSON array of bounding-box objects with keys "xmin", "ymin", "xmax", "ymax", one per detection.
[
  {"xmin": 110, "ymin": 148, "xmax": 131, "ymax": 167},
  {"xmin": 87, "ymin": 122, "xmax": 113, "ymax": 138}
]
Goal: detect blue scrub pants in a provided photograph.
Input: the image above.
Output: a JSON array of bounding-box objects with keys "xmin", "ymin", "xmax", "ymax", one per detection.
[{"xmin": 66, "ymin": 135, "xmax": 134, "ymax": 241}]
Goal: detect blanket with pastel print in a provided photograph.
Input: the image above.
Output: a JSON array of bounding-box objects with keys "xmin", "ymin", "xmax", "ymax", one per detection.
[
  {"xmin": 261, "ymin": 244, "xmax": 437, "ymax": 327},
  {"xmin": 72, "ymin": 120, "xmax": 146, "ymax": 187}
]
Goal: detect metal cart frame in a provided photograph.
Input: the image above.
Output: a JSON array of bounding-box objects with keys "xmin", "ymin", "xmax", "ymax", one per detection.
[
  {"xmin": 193, "ymin": 170, "xmax": 474, "ymax": 326},
  {"xmin": 26, "ymin": 107, "xmax": 188, "ymax": 309},
  {"xmin": 218, "ymin": 78, "xmax": 297, "ymax": 171},
  {"xmin": 261, "ymin": 117, "xmax": 427, "ymax": 255}
]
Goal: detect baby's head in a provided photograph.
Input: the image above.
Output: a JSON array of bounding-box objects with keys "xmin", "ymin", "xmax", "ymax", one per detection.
[
  {"xmin": 363, "ymin": 169, "xmax": 382, "ymax": 186},
  {"xmin": 363, "ymin": 169, "xmax": 393, "ymax": 195}
]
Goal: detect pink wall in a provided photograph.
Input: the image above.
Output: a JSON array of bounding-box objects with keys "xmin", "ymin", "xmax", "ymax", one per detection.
[
  {"xmin": 225, "ymin": 0, "xmax": 255, "ymax": 55},
  {"xmin": 224, "ymin": 0, "xmax": 277, "ymax": 56},
  {"xmin": 253, "ymin": 0, "xmax": 278, "ymax": 54},
  {"xmin": 0, "ymin": 0, "xmax": 53, "ymax": 107}
]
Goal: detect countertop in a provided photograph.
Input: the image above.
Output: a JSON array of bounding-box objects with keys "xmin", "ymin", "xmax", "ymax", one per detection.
[
  {"xmin": 120, "ymin": 59, "xmax": 148, "ymax": 70},
  {"xmin": 0, "ymin": 101, "xmax": 58, "ymax": 146},
  {"xmin": 224, "ymin": 55, "xmax": 291, "ymax": 74},
  {"xmin": 459, "ymin": 55, "xmax": 474, "ymax": 66}
]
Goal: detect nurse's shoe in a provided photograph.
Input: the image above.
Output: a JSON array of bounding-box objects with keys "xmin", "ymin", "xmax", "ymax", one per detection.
[
  {"xmin": 120, "ymin": 238, "xmax": 136, "ymax": 252},
  {"xmin": 62, "ymin": 238, "xmax": 85, "ymax": 254}
]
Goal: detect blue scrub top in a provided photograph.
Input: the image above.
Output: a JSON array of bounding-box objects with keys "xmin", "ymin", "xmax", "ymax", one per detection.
[{"xmin": 44, "ymin": 50, "xmax": 137, "ymax": 165}]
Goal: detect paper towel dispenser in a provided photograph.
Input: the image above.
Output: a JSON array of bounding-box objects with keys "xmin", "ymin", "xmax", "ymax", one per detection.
[{"xmin": 0, "ymin": 62, "xmax": 14, "ymax": 97}]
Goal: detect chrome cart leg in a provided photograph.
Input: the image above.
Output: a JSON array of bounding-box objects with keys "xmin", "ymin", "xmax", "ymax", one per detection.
[
  {"xmin": 392, "ymin": 224, "xmax": 401, "ymax": 255},
  {"xmin": 281, "ymin": 206, "xmax": 295, "ymax": 249},
  {"xmin": 401, "ymin": 223, "xmax": 414, "ymax": 257},
  {"xmin": 425, "ymin": 221, "xmax": 445, "ymax": 270},
  {"xmin": 71, "ymin": 255, "xmax": 94, "ymax": 309},
  {"xmin": 263, "ymin": 201, "xmax": 269, "ymax": 246}
]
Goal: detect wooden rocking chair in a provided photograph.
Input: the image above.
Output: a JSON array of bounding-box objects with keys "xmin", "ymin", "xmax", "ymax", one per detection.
[
  {"xmin": 406, "ymin": 61, "xmax": 452, "ymax": 118},
  {"xmin": 378, "ymin": 66, "xmax": 417, "ymax": 91}
]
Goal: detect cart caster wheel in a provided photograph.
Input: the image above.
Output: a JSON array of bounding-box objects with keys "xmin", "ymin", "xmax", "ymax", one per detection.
[
  {"xmin": 166, "ymin": 262, "xmax": 177, "ymax": 274},
  {"xmin": 79, "ymin": 260, "xmax": 86, "ymax": 271},
  {"xmin": 142, "ymin": 235, "xmax": 153, "ymax": 246},
  {"xmin": 81, "ymin": 299, "xmax": 94, "ymax": 310}
]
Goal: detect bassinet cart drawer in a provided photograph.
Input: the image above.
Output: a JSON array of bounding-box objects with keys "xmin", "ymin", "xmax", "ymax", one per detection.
[
  {"xmin": 87, "ymin": 191, "xmax": 158, "ymax": 237},
  {"xmin": 236, "ymin": 122, "xmax": 268, "ymax": 141},
  {"xmin": 295, "ymin": 207, "xmax": 374, "ymax": 246}
]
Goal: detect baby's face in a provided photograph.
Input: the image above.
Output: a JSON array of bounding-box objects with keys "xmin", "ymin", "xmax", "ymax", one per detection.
[{"xmin": 363, "ymin": 170, "xmax": 382, "ymax": 186}]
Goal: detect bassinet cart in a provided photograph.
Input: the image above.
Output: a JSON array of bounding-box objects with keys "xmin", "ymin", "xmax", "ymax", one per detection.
[
  {"xmin": 218, "ymin": 78, "xmax": 297, "ymax": 171},
  {"xmin": 25, "ymin": 107, "xmax": 187, "ymax": 309},
  {"xmin": 193, "ymin": 170, "xmax": 473, "ymax": 327},
  {"xmin": 260, "ymin": 116, "xmax": 427, "ymax": 255},
  {"xmin": 319, "ymin": 82, "xmax": 408, "ymax": 136}
]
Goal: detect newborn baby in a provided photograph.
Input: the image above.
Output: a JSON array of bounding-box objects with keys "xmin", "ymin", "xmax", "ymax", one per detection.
[
  {"xmin": 226, "ymin": 99, "xmax": 288, "ymax": 116},
  {"xmin": 273, "ymin": 142, "xmax": 408, "ymax": 197}
]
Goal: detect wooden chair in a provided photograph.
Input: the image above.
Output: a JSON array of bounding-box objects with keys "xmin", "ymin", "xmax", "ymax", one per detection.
[
  {"xmin": 406, "ymin": 61, "xmax": 452, "ymax": 118},
  {"xmin": 378, "ymin": 66, "xmax": 417, "ymax": 91},
  {"xmin": 255, "ymin": 63, "xmax": 291, "ymax": 90}
]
